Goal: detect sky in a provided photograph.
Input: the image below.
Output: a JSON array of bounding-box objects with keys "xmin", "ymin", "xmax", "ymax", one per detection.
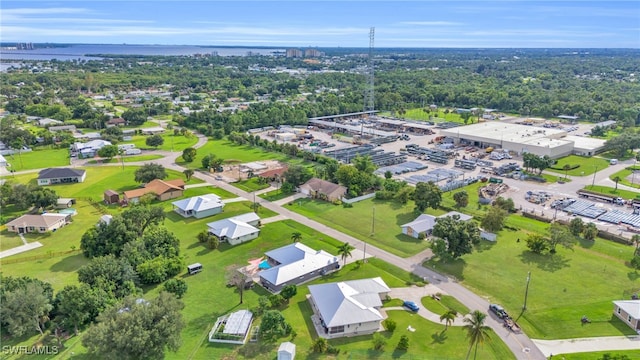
[{"xmin": 2, "ymin": 1, "xmax": 639, "ymax": 48}]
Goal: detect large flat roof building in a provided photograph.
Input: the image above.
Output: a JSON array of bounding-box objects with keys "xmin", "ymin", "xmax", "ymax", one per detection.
[{"xmin": 440, "ymin": 122, "xmax": 603, "ymax": 159}]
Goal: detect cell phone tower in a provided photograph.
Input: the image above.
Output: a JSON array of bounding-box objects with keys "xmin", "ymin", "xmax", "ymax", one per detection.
[{"xmin": 364, "ymin": 27, "xmax": 375, "ymax": 115}]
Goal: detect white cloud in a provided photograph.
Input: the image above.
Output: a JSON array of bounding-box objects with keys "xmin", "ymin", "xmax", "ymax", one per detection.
[
  {"xmin": 400, "ymin": 21, "xmax": 463, "ymax": 26},
  {"xmin": 2, "ymin": 7, "xmax": 89, "ymax": 15}
]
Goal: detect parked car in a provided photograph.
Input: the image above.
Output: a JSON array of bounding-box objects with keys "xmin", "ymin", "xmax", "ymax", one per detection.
[{"xmin": 403, "ymin": 300, "xmax": 419, "ymax": 312}]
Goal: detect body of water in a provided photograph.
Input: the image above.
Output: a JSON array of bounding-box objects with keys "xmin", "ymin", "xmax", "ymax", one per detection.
[{"xmin": 0, "ymin": 44, "xmax": 285, "ymax": 61}]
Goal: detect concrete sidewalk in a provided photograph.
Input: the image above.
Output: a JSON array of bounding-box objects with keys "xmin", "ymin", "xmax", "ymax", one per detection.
[
  {"xmin": 0, "ymin": 242, "xmax": 43, "ymax": 259},
  {"xmin": 533, "ymin": 335, "xmax": 640, "ymax": 357}
]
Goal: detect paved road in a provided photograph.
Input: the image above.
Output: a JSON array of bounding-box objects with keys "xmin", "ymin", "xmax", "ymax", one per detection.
[{"xmin": 533, "ymin": 335, "xmax": 640, "ymax": 357}]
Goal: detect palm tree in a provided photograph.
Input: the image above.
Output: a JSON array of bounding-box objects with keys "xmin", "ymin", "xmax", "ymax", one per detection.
[
  {"xmin": 337, "ymin": 242, "xmax": 355, "ymax": 266},
  {"xmin": 291, "ymin": 232, "xmax": 302, "ymax": 243},
  {"xmin": 439, "ymin": 309, "xmax": 457, "ymax": 331},
  {"xmin": 463, "ymin": 310, "xmax": 492, "ymax": 360},
  {"xmin": 562, "ymin": 164, "xmax": 571, "ymax": 180},
  {"xmin": 613, "ymin": 176, "xmax": 622, "ymax": 191}
]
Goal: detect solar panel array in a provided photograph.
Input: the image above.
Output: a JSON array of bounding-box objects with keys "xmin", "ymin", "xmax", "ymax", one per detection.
[
  {"xmin": 598, "ymin": 210, "xmax": 640, "ymax": 228},
  {"xmin": 561, "ymin": 200, "xmax": 607, "ymax": 218}
]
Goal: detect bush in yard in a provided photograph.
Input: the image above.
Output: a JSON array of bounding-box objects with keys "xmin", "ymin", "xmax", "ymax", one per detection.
[
  {"xmin": 372, "ymin": 333, "xmax": 386, "ymax": 351},
  {"xmin": 312, "ymin": 338, "xmax": 328, "ymax": 353},
  {"xmin": 631, "ymin": 255, "xmax": 640, "ymax": 270},
  {"xmin": 396, "ymin": 335, "xmax": 410, "ymax": 351},
  {"xmin": 383, "ymin": 318, "xmax": 397, "ymax": 332},
  {"xmin": 163, "ymin": 279, "xmax": 187, "ymax": 298}
]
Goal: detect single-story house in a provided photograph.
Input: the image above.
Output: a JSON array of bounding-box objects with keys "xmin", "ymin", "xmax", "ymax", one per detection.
[
  {"xmin": 258, "ymin": 166, "xmax": 288, "ymax": 182},
  {"xmin": 56, "ymin": 198, "xmax": 76, "ymax": 209},
  {"xmin": 401, "ymin": 211, "xmax": 473, "ymax": 239},
  {"xmin": 98, "ymin": 214, "xmax": 113, "ymax": 226},
  {"xmin": 0, "ymin": 154, "xmax": 7, "ymax": 167},
  {"xmin": 38, "ymin": 168, "xmax": 86, "ymax": 186},
  {"xmin": 277, "ymin": 342, "xmax": 296, "ymax": 360},
  {"xmin": 104, "ymin": 190, "xmax": 120, "ymax": 204},
  {"xmin": 123, "ymin": 179, "xmax": 185, "ymax": 204},
  {"xmin": 172, "ymin": 194, "xmax": 225, "ymax": 218},
  {"xmin": 48, "ymin": 125, "xmax": 77, "ymax": 132},
  {"xmin": 613, "ymin": 300, "xmax": 640, "ymax": 331},
  {"xmin": 38, "ymin": 118, "xmax": 62, "ymax": 127},
  {"xmin": 208, "ymin": 310, "xmax": 254, "ymax": 344},
  {"xmin": 207, "ymin": 213, "xmax": 261, "ymax": 246},
  {"xmin": 308, "ymin": 277, "xmax": 390, "ymax": 338},
  {"xmin": 140, "ymin": 127, "xmax": 165, "ymax": 135},
  {"xmin": 299, "ymin": 178, "xmax": 347, "ymax": 202},
  {"xmin": 106, "ymin": 117, "xmax": 126, "ymax": 127},
  {"xmin": 6, "ymin": 213, "xmax": 70, "ymax": 233},
  {"xmin": 71, "ymin": 140, "xmax": 112, "ymax": 158},
  {"xmin": 259, "ymin": 243, "xmax": 340, "ymax": 293}
]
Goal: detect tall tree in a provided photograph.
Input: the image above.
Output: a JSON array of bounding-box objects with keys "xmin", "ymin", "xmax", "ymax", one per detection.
[
  {"xmin": 440, "ymin": 310, "xmax": 457, "ymax": 331},
  {"xmin": 569, "ymin": 217, "xmax": 584, "ymax": 237},
  {"xmin": 352, "ymin": 155, "xmax": 376, "ymax": 174},
  {"xmin": 134, "ymin": 163, "xmax": 167, "ymax": 183},
  {"xmin": 98, "ymin": 144, "xmax": 119, "ymax": 160},
  {"xmin": 632, "ymin": 234, "xmax": 640, "ymax": 256},
  {"xmin": 83, "ymin": 292, "xmax": 185, "ymax": 360},
  {"xmin": 582, "ymin": 222, "xmax": 599, "ymax": 241},
  {"xmin": 453, "ymin": 190, "xmax": 469, "ymax": 208},
  {"xmin": 183, "ymin": 169, "xmax": 194, "ymax": 181},
  {"xmin": 54, "ymin": 284, "xmax": 106, "ymax": 335},
  {"xmin": 337, "ymin": 242, "xmax": 355, "ymax": 266},
  {"xmin": 481, "ymin": 206, "xmax": 507, "ymax": 232},
  {"xmin": 613, "ymin": 176, "xmax": 622, "ymax": 191},
  {"xmin": 547, "ymin": 222, "xmax": 576, "ymax": 253},
  {"xmin": 181, "ymin": 147, "xmax": 197, "ymax": 163},
  {"xmin": 226, "ymin": 266, "xmax": 249, "ymax": 304},
  {"xmin": 259, "ymin": 310, "xmax": 291, "ymax": 342},
  {"xmin": 432, "ymin": 215, "xmax": 481, "ymax": 260},
  {"xmin": 30, "ymin": 187, "xmax": 59, "ymax": 211},
  {"xmin": 78, "ymin": 255, "xmax": 139, "ymax": 299},
  {"xmin": 563, "ymin": 164, "xmax": 572, "ymax": 180},
  {"xmin": 413, "ymin": 181, "xmax": 442, "ymax": 212},
  {"xmin": 1, "ymin": 281, "xmax": 53, "ymax": 336},
  {"xmin": 283, "ymin": 164, "xmax": 313, "ymax": 187},
  {"xmin": 145, "ymin": 134, "xmax": 164, "ymax": 149},
  {"xmin": 291, "ymin": 232, "xmax": 302, "ymax": 243},
  {"xmin": 463, "ymin": 310, "xmax": 492, "ymax": 360}
]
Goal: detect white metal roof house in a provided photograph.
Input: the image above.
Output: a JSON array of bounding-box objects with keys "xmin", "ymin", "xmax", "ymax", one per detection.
[
  {"xmin": 172, "ymin": 194, "xmax": 224, "ymax": 218},
  {"xmin": 207, "ymin": 213, "xmax": 260, "ymax": 246},
  {"xmin": 401, "ymin": 211, "xmax": 473, "ymax": 239},
  {"xmin": 37, "ymin": 168, "xmax": 86, "ymax": 185},
  {"xmin": 259, "ymin": 243, "xmax": 339, "ymax": 293},
  {"xmin": 308, "ymin": 277, "xmax": 389, "ymax": 338},
  {"xmin": 613, "ymin": 300, "xmax": 640, "ymax": 331}
]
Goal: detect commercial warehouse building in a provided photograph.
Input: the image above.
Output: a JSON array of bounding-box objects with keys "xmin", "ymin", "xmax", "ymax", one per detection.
[{"xmin": 440, "ymin": 122, "xmax": 605, "ymax": 159}]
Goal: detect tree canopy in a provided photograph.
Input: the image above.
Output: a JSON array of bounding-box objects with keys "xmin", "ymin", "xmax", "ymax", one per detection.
[
  {"xmin": 432, "ymin": 215, "xmax": 480, "ymax": 260},
  {"xmin": 413, "ymin": 181, "xmax": 442, "ymax": 212},
  {"xmin": 134, "ymin": 163, "xmax": 167, "ymax": 183}
]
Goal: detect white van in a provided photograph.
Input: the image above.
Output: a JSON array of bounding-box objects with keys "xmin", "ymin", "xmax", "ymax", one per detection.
[{"xmin": 610, "ymin": 159, "xmax": 618, "ymax": 165}]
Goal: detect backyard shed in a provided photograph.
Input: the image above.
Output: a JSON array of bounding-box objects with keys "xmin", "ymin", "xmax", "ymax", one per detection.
[
  {"xmin": 104, "ymin": 190, "xmax": 120, "ymax": 204},
  {"xmin": 277, "ymin": 342, "xmax": 296, "ymax": 360}
]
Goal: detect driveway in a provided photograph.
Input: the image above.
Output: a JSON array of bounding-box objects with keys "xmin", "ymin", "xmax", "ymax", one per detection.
[{"xmin": 388, "ymin": 286, "xmax": 467, "ymax": 327}]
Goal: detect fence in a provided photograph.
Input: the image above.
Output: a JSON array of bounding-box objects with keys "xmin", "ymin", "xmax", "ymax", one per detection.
[{"xmin": 1, "ymin": 249, "xmax": 82, "ymax": 265}]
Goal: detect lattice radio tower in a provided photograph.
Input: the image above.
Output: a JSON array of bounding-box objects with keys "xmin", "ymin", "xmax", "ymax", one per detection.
[{"xmin": 364, "ymin": 27, "xmax": 375, "ymax": 115}]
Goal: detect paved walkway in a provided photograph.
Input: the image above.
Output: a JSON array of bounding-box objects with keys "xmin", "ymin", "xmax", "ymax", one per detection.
[
  {"xmin": 273, "ymin": 192, "xmax": 306, "ymax": 206},
  {"xmin": 0, "ymin": 242, "xmax": 43, "ymax": 259},
  {"xmin": 184, "ymin": 183, "xmax": 214, "ymax": 189},
  {"xmin": 221, "ymin": 197, "xmax": 246, "ymax": 204},
  {"xmin": 260, "ymin": 214, "xmax": 288, "ymax": 225},
  {"xmin": 533, "ymin": 335, "xmax": 640, "ymax": 357}
]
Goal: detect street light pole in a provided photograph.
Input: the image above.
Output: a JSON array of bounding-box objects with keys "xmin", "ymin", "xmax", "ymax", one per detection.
[
  {"xmin": 523, "ymin": 271, "xmax": 531, "ymax": 311},
  {"xmin": 592, "ymin": 165, "xmax": 598, "ymax": 187}
]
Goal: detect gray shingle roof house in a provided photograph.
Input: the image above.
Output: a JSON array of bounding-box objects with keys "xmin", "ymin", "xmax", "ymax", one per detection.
[
  {"xmin": 613, "ymin": 300, "xmax": 640, "ymax": 331},
  {"xmin": 207, "ymin": 213, "xmax": 260, "ymax": 246},
  {"xmin": 401, "ymin": 211, "xmax": 473, "ymax": 238},
  {"xmin": 308, "ymin": 277, "xmax": 389, "ymax": 338},
  {"xmin": 298, "ymin": 178, "xmax": 347, "ymax": 202},
  {"xmin": 259, "ymin": 243, "xmax": 339, "ymax": 292},
  {"xmin": 172, "ymin": 194, "xmax": 225, "ymax": 218},
  {"xmin": 37, "ymin": 168, "xmax": 86, "ymax": 185}
]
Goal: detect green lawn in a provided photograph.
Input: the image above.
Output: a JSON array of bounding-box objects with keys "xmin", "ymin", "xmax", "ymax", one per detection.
[
  {"xmin": 3, "ymin": 148, "xmax": 70, "ymax": 171},
  {"xmin": 421, "ymin": 295, "xmax": 470, "ymax": 316},
  {"xmin": 129, "ymin": 133, "xmax": 198, "ymax": 152},
  {"xmin": 424, "ymin": 216, "xmax": 640, "ymax": 339},
  {"xmin": 259, "ymin": 189, "xmax": 295, "ymax": 202},
  {"xmin": 609, "ymin": 166, "xmax": 640, "ymax": 190},
  {"xmin": 285, "ymin": 197, "xmax": 435, "ymax": 258},
  {"xmin": 384, "ymin": 108, "xmax": 467, "ymax": 124},
  {"xmin": 584, "ymin": 185, "xmax": 640, "ymax": 200},
  {"xmin": 86, "ymin": 154, "xmax": 165, "ymax": 164},
  {"xmin": 599, "ymin": 149, "xmax": 635, "ymax": 161},
  {"xmin": 559, "ymin": 350, "xmax": 640, "ymax": 359},
  {"xmin": 179, "ymin": 139, "xmax": 287, "ymax": 169},
  {"xmin": 232, "ymin": 178, "xmax": 271, "ymax": 192},
  {"xmin": 546, "ymin": 155, "xmax": 610, "ymax": 176}
]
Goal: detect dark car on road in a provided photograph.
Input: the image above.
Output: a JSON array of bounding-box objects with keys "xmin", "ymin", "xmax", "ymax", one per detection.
[
  {"xmin": 489, "ymin": 304, "xmax": 508, "ymax": 318},
  {"xmin": 403, "ymin": 300, "xmax": 419, "ymax": 312}
]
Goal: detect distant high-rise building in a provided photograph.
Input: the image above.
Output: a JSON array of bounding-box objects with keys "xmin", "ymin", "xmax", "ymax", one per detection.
[
  {"xmin": 304, "ymin": 48, "xmax": 323, "ymax": 58},
  {"xmin": 286, "ymin": 48, "xmax": 303, "ymax": 58},
  {"xmin": 16, "ymin": 42, "xmax": 34, "ymax": 50}
]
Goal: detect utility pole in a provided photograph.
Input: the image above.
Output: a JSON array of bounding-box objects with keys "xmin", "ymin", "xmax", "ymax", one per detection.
[
  {"xmin": 523, "ymin": 271, "xmax": 531, "ymax": 311},
  {"xmin": 592, "ymin": 165, "xmax": 598, "ymax": 187}
]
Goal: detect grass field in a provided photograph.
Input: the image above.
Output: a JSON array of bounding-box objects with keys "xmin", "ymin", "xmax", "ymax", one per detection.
[
  {"xmin": 609, "ymin": 166, "xmax": 640, "ymax": 190},
  {"xmin": 232, "ymin": 178, "xmax": 271, "ymax": 192},
  {"xmin": 383, "ymin": 108, "xmax": 468, "ymax": 124},
  {"xmin": 259, "ymin": 189, "xmax": 295, "ymax": 202},
  {"xmin": 3, "ymin": 148, "xmax": 70, "ymax": 171},
  {"xmin": 584, "ymin": 185, "xmax": 640, "ymax": 200},
  {"xmin": 424, "ymin": 216, "xmax": 640, "ymax": 340},
  {"xmin": 178, "ymin": 139, "xmax": 287, "ymax": 169},
  {"xmin": 421, "ymin": 295, "xmax": 470, "ymax": 316},
  {"xmin": 87, "ymin": 154, "xmax": 165, "ymax": 164},
  {"xmin": 559, "ymin": 350, "xmax": 640, "ymax": 359},
  {"xmin": 546, "ymin": 155, "xmax": 610, "ymax": 176},
  {"xmin": 285, "ymin": 197, "xmax": 435, "ymax": 258},
  {"xmin": 129, "ymin": 133, "xmax": 198, "ymax": 152}
]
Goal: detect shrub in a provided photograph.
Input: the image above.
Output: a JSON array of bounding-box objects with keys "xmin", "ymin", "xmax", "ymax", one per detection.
[
  {"xmin": 312, "ymin": 338, "xmax": 328, "ymax": 353},
  {"xmin": 372, "ymin": 333, "xmax": 386, "ymax": 351},
  {"xmin": 396, "ymin": 335, "xmax": 410, "ymax": 350},
  {"xmin": 383, "ymin": 318, "xmax": 397, "ymax": 332},
  {"xmin": 163, "ymin": 279, "xmax": 187, "ymax": 298}
]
